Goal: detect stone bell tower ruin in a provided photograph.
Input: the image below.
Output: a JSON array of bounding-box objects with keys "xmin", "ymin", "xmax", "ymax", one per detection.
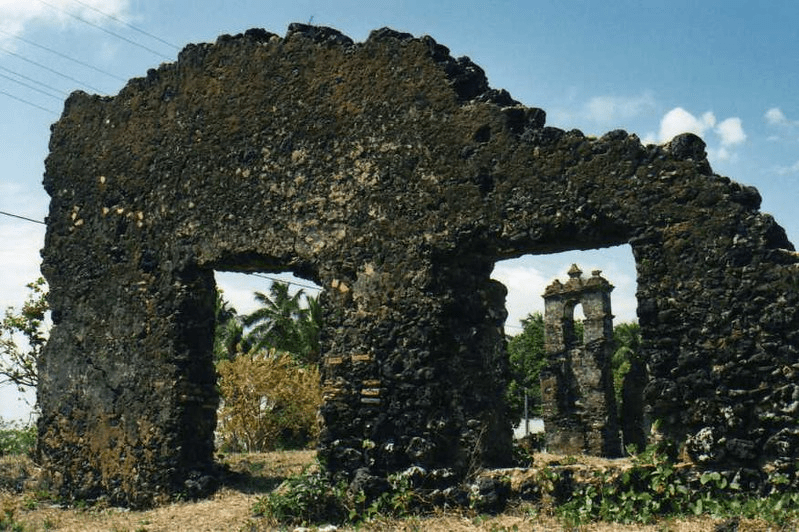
[{"xmin": 541, "ymin": 265, "xmax": 621, "ymax": 456}]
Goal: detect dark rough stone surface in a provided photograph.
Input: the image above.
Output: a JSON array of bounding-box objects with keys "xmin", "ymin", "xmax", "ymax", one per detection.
[
  {"xmin": 620, "ymin": 356, "xmax": 648, "ymax": 452},
  {"xmin": 39, "ymin": 25, "xmax": 799, "ymax": 507}
]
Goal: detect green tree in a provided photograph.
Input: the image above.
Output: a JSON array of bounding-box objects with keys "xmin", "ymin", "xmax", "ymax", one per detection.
[
  {"xmin": 214, "ymin": 290, "xmax": 248, "ymax": 363},
  {"xmin": 611, "ymin": 321, "xmax": 642, "ymax": 404},
  {"xmin": 242, "ymin": 282, "xmax": 321, "ymax": 365},
  {"xmin": 506, "ymin": 312, "xmax": 547, "ymax": 421},
  {"xmin": 0, "ymin": 278, "xmax": 48, "ymax": 392},
  {"xmin": 612, "ymin": 321, "xmax": 647, "ymax": 451}
]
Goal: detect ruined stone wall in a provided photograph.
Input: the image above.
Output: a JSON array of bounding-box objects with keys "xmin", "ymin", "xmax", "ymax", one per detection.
[{"xmin": 39, "ymin": 24, "xmax": 799, "ymax": 506}]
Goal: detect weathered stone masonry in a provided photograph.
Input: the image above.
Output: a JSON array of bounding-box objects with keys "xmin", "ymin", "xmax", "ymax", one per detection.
[
  {"xmin": 541, "ymin": 265, "xmax": 621, "ymax": 457},
  {"xmin": 39, "ymin": 24, "xmax": 799, "ymax": 507}
]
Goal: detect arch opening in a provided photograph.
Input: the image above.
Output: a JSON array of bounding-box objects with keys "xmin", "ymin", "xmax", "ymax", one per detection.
[
  {"xmin": 212, "ymin": 269, "xmax": 324, "ymax": 454},
  {"xmin": 491, "ymin": 245, "xmax": 638, "ymax": 338},
  {"xmin": 492, "ymin": 245, "xmax": 639, "ymax": 452}
]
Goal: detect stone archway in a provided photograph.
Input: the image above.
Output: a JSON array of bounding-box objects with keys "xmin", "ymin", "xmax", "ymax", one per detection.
[{"xmin": 39, "ymin": 24, "xmax": 799, "ymax": 507}]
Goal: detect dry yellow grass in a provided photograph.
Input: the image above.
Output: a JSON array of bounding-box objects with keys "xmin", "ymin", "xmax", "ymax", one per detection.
[{"xmin": 0, "ymin": 451, "xmax": 790, "ymax": 531}]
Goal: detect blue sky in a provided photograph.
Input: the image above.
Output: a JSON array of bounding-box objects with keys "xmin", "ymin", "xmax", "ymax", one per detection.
[{"xmin": 1, "ymin": 1, "xmax": 798, "ymax": 420}]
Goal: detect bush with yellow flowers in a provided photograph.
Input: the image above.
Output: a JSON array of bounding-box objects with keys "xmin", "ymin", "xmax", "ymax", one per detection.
[{"xmin": 216, "ymin": 349, "xmax": 322, "ymax": 452}]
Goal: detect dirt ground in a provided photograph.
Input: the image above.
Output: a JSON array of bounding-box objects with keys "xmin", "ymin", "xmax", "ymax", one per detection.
[{"xmin": 0, "ymin": 451, "xmax": 789, "ymax": 531}]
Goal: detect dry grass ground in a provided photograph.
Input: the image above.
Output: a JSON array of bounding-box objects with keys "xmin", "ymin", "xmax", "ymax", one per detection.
[{"xmin": 0, "ymin": 451, "xmax": 791, "ymax": 531}]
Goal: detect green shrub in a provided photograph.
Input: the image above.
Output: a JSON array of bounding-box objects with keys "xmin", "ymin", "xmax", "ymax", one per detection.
[
  {"xmin": 253, "ymin": 466, "xmax": 348, "ymax": 525},
  {"xmin": 0, "ymin": 419, "xmax": 36, "ymax": 456},
  {"xmin": 216, "ymin": 349, "xmax": 322, "ymax": 452},
  {"xmin": 253, "ymin": 462, "xmax": 420, "ymax": 526}
]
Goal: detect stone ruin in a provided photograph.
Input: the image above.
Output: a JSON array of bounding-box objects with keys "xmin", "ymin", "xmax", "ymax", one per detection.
[
  {"xmin": 541, "ymin": 265, "xmax": 621, "ymax": 457},
  {"xmin": 540, "ymin": 265, "xmax": 650, "ymax": 457},
  {"xmin": 38, "ymin": 24, "xmax": 799, "ymax": 507}
]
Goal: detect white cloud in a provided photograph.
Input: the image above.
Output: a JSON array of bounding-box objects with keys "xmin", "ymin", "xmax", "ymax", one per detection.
[
  {"xmin": 491, "ymin": 247, "xmax": 639, "ymax": 335},
  {"xmin": 0, "ymin": 0, "xmax": 130, "ymax": 46},
  {"xmin": 491, "ymin": 262, "xmax": 548, "ymax": 333},
  {"xmin": 548, "ymin": 92, "xmax": 658, "ymax": 133},
  {"xmin": 764, "ymin": 107, "xmax": 799, "ymax": 144},
  {"xmin": 0, "ymin": 218, "xmax": 41, "ymax": 421},
  {"xmin": 657, "ymin": 107, "xmax": 716, "ymax": 142},
  {"xmin": 765, "ymin": 107, "xmax": 788, "ymax": 126},
  {"xmin": 776, "ymin": 160, "xmax": 799, "ymax": 175},
  {"xmin": 652, "ymin": 107, "xmax": 746, "ymax": 164},
  {"xmin": 583, "ymin": 92, "xmax": 657, "ymax": 125},
  {"xmin": 710, "ymin": 147, "xmax": 731, "ymax": 162},
  {"xmin": 0, "ymin": 221, "xmax": 45, "ymax": 311},
  {"xmin": 0, "ymin": 218, "xmax": 42, "ymax": 422},
  {"xmin": 0, "ymin": 384, "xmax": 36, "ymax": 422},
  {"xmin": 215, "ymin": 271, "xmax": 320, "ymax": 317},
  {"xmin": 641, "ymin": 131, "xmax": 658, "ymax": 145},
  {"xmin": 716, "ymin": 117, "xmax": 746, "ymax": 146}
]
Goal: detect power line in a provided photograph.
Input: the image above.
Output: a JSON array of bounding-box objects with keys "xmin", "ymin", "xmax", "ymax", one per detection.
[
  {"xmin": 0, "ymin": 90, "xmax": 58, "ymax": 115},
  {"xmin": 36, "ymin": 0, "xmax": 174, "ymax": 61},
  {"xmin": 0, "ymin": 46, "xmax": 105, "ymax": 93},
  {"xmin": 0, "ymin": 29, "xmax": 127, "ymax": 83},
  {"xmin": 0, "ymin": 2, "xmax": 181, "ymax": 109},
  {"xmin": 0, "ymin": 65, "xmax": 67, "ymax": 98},
  {"xmin": 0, "ymin": 215, "xmax": 323, "ymax": 291},
  {"xmin": 250, "ymin": 272, "xmax": 323, "ymax": 293},
  {"xmin": 69, "ymin": 0, "xmax": 180, "ymax": 51},
  {"xmin": 0, "ymin": 2, "xmax": 185, "ymax": 117},
  {"xmin": 0, "ymin": 71, "xmax": 64, "ymax": 100},
  {"xmin": 0, "ymin": 211, "xmax": 46, "ymax": 225}
]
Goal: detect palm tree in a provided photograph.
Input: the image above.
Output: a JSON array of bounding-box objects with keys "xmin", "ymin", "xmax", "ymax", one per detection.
[
  {"xmin": 613, "ymin": 322, "xmax": 641, "ymax": 360},
  {"xmin": 242, "ymin": 282, "xmax": 321, "ymax": 365},
  {"xmin": 296, "ymin": 295, "xmax": 322, "ymax": 364},
  {"xmin": 214, "ymin": 290, "xmax": 247, "ymax": 362}
]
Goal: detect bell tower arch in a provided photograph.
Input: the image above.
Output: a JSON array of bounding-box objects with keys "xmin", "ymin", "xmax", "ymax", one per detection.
[{"xmin": 541, "ymin": 265, "xmax": 621, "ymax": 456}]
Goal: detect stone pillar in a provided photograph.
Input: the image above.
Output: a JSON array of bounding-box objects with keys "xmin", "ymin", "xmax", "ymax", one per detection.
[
  {"xmin": 37, "ymin": 252, "xmax": 219, "ymax": 507},
  {"xmin": 316, "ymin": 257, "xmax": 513, "ymax": 491},
  {"xmin": 540, "ymin": 265, "xmax": 621, "ymax": 456}
]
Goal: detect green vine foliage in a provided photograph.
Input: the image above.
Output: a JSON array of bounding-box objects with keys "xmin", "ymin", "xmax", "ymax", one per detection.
[
  {"xmin": 557, "ymin": 444, "xmax": 799, "ymax": 526},
  {"xmin": 252, "ymin": 465, "xmax": 349, "ymax": 525},
  {"xmin": 253, "ymin": 463, "xmax": 421, "ymax": 527},
  {"xmin": 254, "ymin": 443, "xmax": 799, "ymax": 528}
]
